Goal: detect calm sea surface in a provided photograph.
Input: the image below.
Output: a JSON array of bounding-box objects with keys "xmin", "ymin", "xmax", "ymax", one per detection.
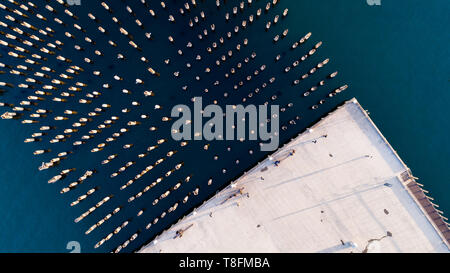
[{"xmin": 0, "ymin": 0, "xmax": 448, "ymax": 252}]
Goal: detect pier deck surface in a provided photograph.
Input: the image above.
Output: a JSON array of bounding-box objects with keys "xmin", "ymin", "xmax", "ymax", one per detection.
[{"xmin": 140, "ymin": 99, "xmax": 449, "ymax": 253}]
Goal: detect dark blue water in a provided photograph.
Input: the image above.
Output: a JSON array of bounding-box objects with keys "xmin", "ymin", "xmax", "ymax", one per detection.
[{"xmin": 0, "ymin": 0, "xmax": 448, "ymax": 253}]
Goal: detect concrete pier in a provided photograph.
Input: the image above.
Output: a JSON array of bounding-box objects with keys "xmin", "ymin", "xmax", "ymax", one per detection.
[{"xmin": 139, "ymin": 98, "xmax": 450, "ymax": 253}]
